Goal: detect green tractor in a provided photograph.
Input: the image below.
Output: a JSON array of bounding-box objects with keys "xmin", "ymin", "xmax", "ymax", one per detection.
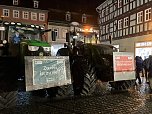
[
  {"xmin": 55, "ymin": 43, "xmax": 136, "ymax": 96},
  {"xmin": 0, "ymin": 23, "xmax": 52, "ymax": 109},
  {"xmin": 2, "ymin": 24, "xmax": 51, "ymax": 75}
]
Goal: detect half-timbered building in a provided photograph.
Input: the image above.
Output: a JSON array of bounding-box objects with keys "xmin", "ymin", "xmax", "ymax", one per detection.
[{"xmin": 97, "ymin": 0, "xmax": 152, "ymax": 59}]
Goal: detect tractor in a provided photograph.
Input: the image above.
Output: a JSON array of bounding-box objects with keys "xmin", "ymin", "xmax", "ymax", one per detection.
[
  {"xmin": 45, "ymin": 42, "xmax": 136, "ymax": 97},
  {"xmin": 0, "ymin": 23, "xmax": 52, "ymax": 109}
]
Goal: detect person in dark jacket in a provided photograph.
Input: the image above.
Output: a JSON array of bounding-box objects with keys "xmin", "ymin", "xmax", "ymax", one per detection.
[
  {"xmin": 147, "ymin": 55, "xmax": 152, "ymax": 90},
  {"xmin": 135, "ymin": 56, "xmax": 143, "ymax": 84},
  {"xmin": 143, "ymin": 57, "xmax": 149, "ymax": 83}
]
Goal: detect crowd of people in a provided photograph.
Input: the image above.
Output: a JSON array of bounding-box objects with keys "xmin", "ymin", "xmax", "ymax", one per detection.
[{"xmin": 135, "ymin": 55, "xmax": 152, "ymax": 89}]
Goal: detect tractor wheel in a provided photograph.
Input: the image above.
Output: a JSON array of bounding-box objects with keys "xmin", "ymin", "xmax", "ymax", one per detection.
[
  {"xmin": 72, "ymin": 57, "xmax": 97, "ymax": 96},
  {"xmin": 0, "ymin": 91, "xmax": 17, "ymax": 110},
  {"xmin": 80, "ymin": 65, "xmax": 97, "ymax": 95},
  {"xmin": 55, "ymin": 84, "xmax": 74, "ymax": 98},
  {"xmin": 109, "ymin": 80, "xmax": 136, "ymax": 91}
]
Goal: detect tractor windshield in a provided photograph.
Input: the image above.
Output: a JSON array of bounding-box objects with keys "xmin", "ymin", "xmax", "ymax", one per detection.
[{"xmin": 8, "ymin": 25, "xmax": 44, "ymax": 44}]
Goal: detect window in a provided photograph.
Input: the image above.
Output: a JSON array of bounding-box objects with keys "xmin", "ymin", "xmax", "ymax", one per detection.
[
  {"xmin": 62, "ymin": 29, "xmax": 68, "ymax": 38},
  {"xmin": 124, "ymin": 0, "xmax": 129, "ymax": 5},
  {"xmin": 102, "ymin": 26, "xmax": 105, "ymax": 34},
  {"xmin": 31, "ymin": 12, "xmax": 37, "ymax": 20},
  {"xmin": 102, "ymin": 9, "xmax": 106, "ymax": 17},
  {"xmin": 22, "ymin": 11, "xmax": 29, "ymax": 19},
  {"xmin": 65, "ymin": 11, "xmax": 71, "ymax": 21},
  {"xmin": 13, "ymin": 10, "xmax": 19, "ymax": 18},
  {"xmin": 118, "ymin": 0, "xmax": 122, "ymax": 8},
  {"xmin": 82, "ymin": 14, "xmax": 87, "ymax": 23},
  {"xmin": 39, "ymin": 13, "xmax": 45, "ymax": 21},
  {"xmin": 118, "ymin": 19, "xmax": 123, "ymax": 29},
  {"xmin": 53, "ymin": 28, "xmax": 59, "ymax": 38},
  {"xmin": 106, "ymin": 6, "xmax": 109, "ymax": 15},
  {"xmin": 124, "ymin": 17, "xmax": 129, "ymax": 27},
  {"xmin": 137, "ymin": 11, "xmax": 143, "ymax": 24},
  {"xmin": 3, "ymin": 9, "xmax": 9, "ymax": 17},
  {"xmin": 106, "ymin": 24, "xmax": 109, "ymax": 33},
  {"xmin": 145, "ymin": 8, "xmax": 151, "ymax": 22},
  {"xmin": 13, "ymin": 0, "xmax": 18, "ymax": 5},
  {"xmin": 33, "ymin": 0, "xmax": 39, "ymax": 8}
]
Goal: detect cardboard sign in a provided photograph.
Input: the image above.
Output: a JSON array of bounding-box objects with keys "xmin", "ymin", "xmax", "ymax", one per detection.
[
  {"xmin": 33, "ymin": 59, "xmax": 67, "ymax": 85},
  {"xmin": 25, "ymin": 56, "xmax": 71, "ymax": 91},
  {"xmin": 113, "ymin": 52, "xmax": 135, "ymax": 81},
  {"xmin": 114, "ymin": 56, "xmax": 134, "ymax": 72}
]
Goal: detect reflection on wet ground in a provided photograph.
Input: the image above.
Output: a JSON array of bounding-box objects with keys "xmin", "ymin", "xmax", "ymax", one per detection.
[{"xmin": 1, "ymin": 77, "xmax": 152, "ymax": 114}]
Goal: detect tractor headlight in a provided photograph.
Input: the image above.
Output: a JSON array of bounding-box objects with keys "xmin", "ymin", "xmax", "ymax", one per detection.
[
  {"xmin": 3, "ymin": 40, "xmax": 7, "ymax": 44},
  {"xmin": 28, "ymin": 46, "xmax": 39, "ymax": 51},
  {"xmin": 43, "ymin": 47, "xmax": 51, "ymax": 52}
]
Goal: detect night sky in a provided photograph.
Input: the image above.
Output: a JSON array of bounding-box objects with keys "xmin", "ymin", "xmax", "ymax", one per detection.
[{"xmin": 41, "ymin": 0, "xmax": 106, "ymax": 15}]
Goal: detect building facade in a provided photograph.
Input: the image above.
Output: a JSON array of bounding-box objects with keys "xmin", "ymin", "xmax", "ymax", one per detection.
[
  {"xmin": 97, "ymin": 0, "xmax": 152, "ymax": 59},
  {"xmin": 48, "ymin": 9, "xmax": 99, "ymax": 56}
]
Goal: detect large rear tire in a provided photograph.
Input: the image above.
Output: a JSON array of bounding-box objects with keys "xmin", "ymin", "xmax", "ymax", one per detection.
[
  {"xmin": 55, "ymin": 84, "xmax": 74, "ymax": 98},
  {"xmin": 0, "ymin": 91, "xmax": 17, "ymax": 110},
  {"xmin": 109, "ymin": 80, "xmax": 136, "ymax": 91},
  {"xmin": 72, "ymin": 57, "xmax": 97, "ymax": 96}
]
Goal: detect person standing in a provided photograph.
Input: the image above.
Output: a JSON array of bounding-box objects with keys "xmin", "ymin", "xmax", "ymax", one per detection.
[
  {"xmin": 135, "ymin": 56, "xmax": 143, "ymax": 84},
  {"xmin": 143, "ymin": 57, "xmax": 149, "ymax": 83},
  {"xmin": 147, "ymin": 55, "xmax": 152, "ymax": 90}
]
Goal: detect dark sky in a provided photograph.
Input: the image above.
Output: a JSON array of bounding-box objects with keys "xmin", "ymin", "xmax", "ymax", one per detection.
[{"xmin": 41, "ymin": 0, "xmax": 105, "ymax": 15}]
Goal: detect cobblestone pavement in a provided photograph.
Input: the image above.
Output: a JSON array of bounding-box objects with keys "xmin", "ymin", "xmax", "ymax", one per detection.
[{"xmin": 1, "ymin": 77, "xmax": 152, "ymax": 114}]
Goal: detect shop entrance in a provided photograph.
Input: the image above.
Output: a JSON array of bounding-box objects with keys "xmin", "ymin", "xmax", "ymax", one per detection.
[{"xmin": 135, "ymin": 41, "xmax": 152, "ymax": 60}]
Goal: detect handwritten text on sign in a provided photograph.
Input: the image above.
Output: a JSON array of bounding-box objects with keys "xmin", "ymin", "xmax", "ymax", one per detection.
[{"xmin": 33, "ymin": 59, "xmax": 66, "ymax": 85}]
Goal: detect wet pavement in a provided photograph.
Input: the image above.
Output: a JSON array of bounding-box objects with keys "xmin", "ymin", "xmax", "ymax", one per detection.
[{"xmin": 1, "ymin": 77, "xmax": 152, "ymax": 114}]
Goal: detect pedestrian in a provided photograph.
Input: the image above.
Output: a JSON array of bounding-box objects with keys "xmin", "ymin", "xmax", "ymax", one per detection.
[
  {"xmin": 139, "ymin": 56, "xmax": 144, "ymax": 77},
  {"xmin": 147, "ymin": 55, "xmax": 152, "ymax": 91},
  {"xmin": 143, "ymin": 57, "xmax": 149, "ymax": 83},
  {"xmin": 135, "ymin": 56, "xmax": 143, "ymax": 84}
]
